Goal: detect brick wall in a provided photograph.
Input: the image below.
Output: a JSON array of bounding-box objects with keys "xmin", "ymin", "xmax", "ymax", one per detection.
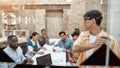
[{"xmin": 0, "ymin": 0, "xmax": 108, "ymax": 38}]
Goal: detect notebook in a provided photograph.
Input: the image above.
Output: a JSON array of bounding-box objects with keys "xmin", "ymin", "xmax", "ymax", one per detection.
[
  {"xmin": 81, "ymin": 44, "xmax": 120, "ymax": 66},
  {"xmin": 36, "ymin": 54, "xmax": 52, "ymax": 66},
  {"xmin": 0, "ymin": 48, "xmax": 14, "ymax": 62}
]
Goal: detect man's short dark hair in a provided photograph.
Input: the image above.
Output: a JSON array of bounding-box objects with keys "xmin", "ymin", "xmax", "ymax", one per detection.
[
  {"xmin": 71, "ymin": 32, "xmax": 79, "ymax": 37},
  {"xmin": 7, "ymin": 35, "xmax": 17, "ymax": 41},
  {"xmin": 59, "ymin": 31, "xmax": 66, "ymax": 36},
  {"xmin": 83, "ymin": 10, "xmax": 103, "ymax": 26},
  {"xmin": 41, "ymin": 29, "xmax": 46, "ymax": 33}
]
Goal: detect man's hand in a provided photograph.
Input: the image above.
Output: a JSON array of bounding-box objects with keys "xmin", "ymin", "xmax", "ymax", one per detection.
[
  {"xmin": 53, "ymin": 49, "xmax": 56, "ymax": 52},
  {"xmin": 92, "ymin": 36, "xmax": 107, "ymax": 48},
  {"xmin": 23, "ymin": 59, "xmax": 34, "ymax": 64}
]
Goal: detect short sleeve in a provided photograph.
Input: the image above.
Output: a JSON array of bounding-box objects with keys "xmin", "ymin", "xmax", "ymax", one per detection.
[{"xmin": 28, "ymin": 46, "xmax": 33, "ymax": 52}]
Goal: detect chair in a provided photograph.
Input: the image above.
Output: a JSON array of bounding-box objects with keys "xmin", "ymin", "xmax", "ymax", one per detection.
[
  {"xmin": 18, "ymin": 42, "xmax": 28, "ymax": 56},
  {"xmin": 0, "ymin": 41, "xmax": 7, "ymax": 49}
]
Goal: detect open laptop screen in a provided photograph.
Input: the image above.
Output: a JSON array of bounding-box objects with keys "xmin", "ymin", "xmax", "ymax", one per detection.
[{"xmin": 36, "ymin": 54, "xmax": 52, "ymax": 66}]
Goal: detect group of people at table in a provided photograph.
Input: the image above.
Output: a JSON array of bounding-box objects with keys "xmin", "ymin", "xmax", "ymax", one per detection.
[{"xmin": 0, "ymin": 10, "xmax": 120, "ymax": 68}]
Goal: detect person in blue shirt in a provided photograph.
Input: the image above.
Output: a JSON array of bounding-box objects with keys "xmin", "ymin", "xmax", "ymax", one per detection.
[{"xmin": 54, "ymin": 31, "xmax": 73, "ymax": 62}]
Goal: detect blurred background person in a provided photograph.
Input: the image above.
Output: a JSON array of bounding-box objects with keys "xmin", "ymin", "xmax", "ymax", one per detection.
[
  {"xmin": 38, "ymin": 29, "xmax": 49, "ymax": 46},
  {"xmin": 71, "ymin": 28, "xmax": 80, "ymax": 41},
  {"xmin": 71, "ymin": 32, "xmax": 80, "ymax": 63},
  {"xmin": 54, "ymin": 31, "xmax": 74, "ymax": 63}
]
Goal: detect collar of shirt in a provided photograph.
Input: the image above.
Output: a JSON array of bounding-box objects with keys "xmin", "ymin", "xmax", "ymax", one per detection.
[{"xmin": 6, "ymin": 45, "xmax": 18, "ymax": 52}]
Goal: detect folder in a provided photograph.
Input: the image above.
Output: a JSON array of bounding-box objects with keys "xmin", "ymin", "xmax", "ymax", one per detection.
[
  {"xmin": 14, "ymin": 64, "xmax": 46, "ymax": 68},
  {"xmin": 0, "ymin": 48, "xmax": 14, "ymax": 62},
  {"xmin": 50, "ymin": 65, "xmax": 78, "ymax": 68},
  {"xmin": 14, "ymin": 64, "xmax": 78, "ymax": 68},
  {"xmin": 81, "ymin": 44, "xmax": 120, "ymax": 66}
]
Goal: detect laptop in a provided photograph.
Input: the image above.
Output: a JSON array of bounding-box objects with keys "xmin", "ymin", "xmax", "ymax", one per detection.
[{"xmin": 36, "ymin": 54, "xmax": 52, "ymax": 66}]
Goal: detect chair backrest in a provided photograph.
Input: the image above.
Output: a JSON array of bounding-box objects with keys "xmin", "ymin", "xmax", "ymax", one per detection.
[
  {"xmin": 18, "ymin": 42, "xmax": 28, "ymax": 55},
  {"xmin": 0, "ymin": 41, "xmax": 7, "ymax": 49}
]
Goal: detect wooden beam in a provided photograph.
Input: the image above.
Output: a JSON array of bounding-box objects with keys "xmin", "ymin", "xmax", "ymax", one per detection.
[
  {"xmin": 25, "ymin": 4, "xmax": 71, "ymax": 10},
  {"xmin": 0, "ymin": 4, "xmax": 71, "ymax": 10},
  {"xmin": 0, "ymin": 5, "xmax": 12, "ymax": 10}
]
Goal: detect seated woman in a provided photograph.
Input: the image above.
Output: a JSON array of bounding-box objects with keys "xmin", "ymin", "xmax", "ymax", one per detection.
[{"xmin": 25, "ymin": 32, "xmax": 44, "ymax": 58}]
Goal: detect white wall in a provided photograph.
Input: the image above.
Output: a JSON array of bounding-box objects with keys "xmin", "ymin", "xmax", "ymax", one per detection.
[{"xmin": 108, "ymin": 0, "xmax": 120, "ymax": 45}]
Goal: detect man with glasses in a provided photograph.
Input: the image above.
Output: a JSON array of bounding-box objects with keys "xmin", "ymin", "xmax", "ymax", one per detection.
[{"xmin": 72, "ymin": 10, "xmax": 120, "ymax": 68}]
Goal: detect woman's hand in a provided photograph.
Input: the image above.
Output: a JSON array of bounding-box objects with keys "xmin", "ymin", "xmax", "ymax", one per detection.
[
  {"xmin": 40, "ymin": 46, "xmax": 47, "ymax": 50},
  {"xmin": 37, "ymin": 52, "xmax": 44, "ymax": 54}
]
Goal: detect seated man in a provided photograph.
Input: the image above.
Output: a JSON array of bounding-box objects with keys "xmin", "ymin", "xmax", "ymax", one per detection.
[
  {"xmin": 38, "ymin": 29, "xmax": 50, "ymax": 46},
  {"xmin": 0, "ymin": 35, "xmax": 33, "ymax": 68},
  {"xmin": 71, "ymin": 32, "xmax": 80, "ymax": 63},
  {"xmin": 54, "ymin": 31, "xmax": 74, "ymax": 62}
]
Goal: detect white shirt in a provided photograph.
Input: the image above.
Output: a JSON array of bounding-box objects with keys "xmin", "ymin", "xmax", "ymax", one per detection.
[
  {"xmin": 25, "ymin": 40, "xmax": 40, "ymax": 58},
  {"xmin": 86, "ymin": 34, "xmax": 96, "ymax": 68},
  {"xmin": 86, "ymin": 34, "xmax": 97, "ymax": 59},
  {"xmin": 0, "ymin": 45, "xmax": 25, "ymax": 68}
]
